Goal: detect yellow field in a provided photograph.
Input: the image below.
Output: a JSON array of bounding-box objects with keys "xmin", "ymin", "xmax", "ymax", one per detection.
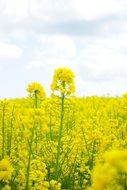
[{"xmin": 0, "ymin": 68, "xmax": 127, "ymax": 190}]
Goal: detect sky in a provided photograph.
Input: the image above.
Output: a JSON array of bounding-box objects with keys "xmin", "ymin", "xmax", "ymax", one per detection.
[{"xmin": 0, "ymin": 0, "xmax": 127, "ymax": 98}]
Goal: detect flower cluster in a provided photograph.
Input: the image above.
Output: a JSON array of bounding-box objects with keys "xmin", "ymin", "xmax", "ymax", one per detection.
[
  {"xmin": 51, "ymin": 68, "xmax": 75, "ymax": 96},
  {"xmin": 0, "ymin": 159, "xmax": 13, "ymax": 190},
  {"xmin": 0, "ymin": 159, "xmax": 13, "ymax": 182},
  {"xmin": 89, "ymin": 150, "xmax": 127, "ymax": 190},
  {"xmin": 27, "ymin": 82, "xmax": 46, "ymax": 98}
]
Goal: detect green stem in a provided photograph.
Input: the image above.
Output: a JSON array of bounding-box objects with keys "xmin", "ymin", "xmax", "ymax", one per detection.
[
  {"xmin": 34, "ymin": 91, "xmax": 38, "ymax": 155},
  {"xmin": 55, "ymin": 93, "xmax": 65, "ymax": 180},
  {"xmin": 35, "ymin": 127, "xmax": 38, "ymax": 155},
  {"xmin": 25, "ymin": 127, "xmax": 34, "ymax": 190},
  {"xmin": 2, "ymin": 104, "xmax": 5, "ymax": 159},
  {"xmin": 49, "ymin": 113, "xmax": 53, "ymax": 140},
  {"xmin": 7, "ymin": 105, "xmax": 15, "ymax": 156},
  {"xmin": 7, "ymin": 120, "xmax": 13, "ymax": 156},
  {"xmin": 34, "ymin": 91, "xmax": 38, "ymax": 108}
]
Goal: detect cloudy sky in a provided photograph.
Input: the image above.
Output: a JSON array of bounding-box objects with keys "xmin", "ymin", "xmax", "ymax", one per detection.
[{"xmin": 0, "ymin": 0, "xmax": 127, "ymax": 98}]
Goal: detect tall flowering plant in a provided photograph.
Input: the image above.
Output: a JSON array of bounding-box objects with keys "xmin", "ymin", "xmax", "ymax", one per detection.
[{"xmin": 51, "ymin": 67, "xmax": 75, "ymax": 180}]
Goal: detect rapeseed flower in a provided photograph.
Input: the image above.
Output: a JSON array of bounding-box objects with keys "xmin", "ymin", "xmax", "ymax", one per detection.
[
  {"xmin": 0, "ymin": 159, "xmax": 13, "ymax": 181},
  {"xmin": 51, "ymin": 67, "xmax": 75, "ymax": 96}
]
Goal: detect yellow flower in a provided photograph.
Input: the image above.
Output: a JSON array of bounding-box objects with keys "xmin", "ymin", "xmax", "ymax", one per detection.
[
  {"xmin": 2, "ymin": 185, "xmax": 11, "ymax": 190},
  {"xmin": 104, "ymin": 150, "xmax": 127, "ymax": 172},
  {"xmin": 51, "ymin": 67, "xmax": 75, "ymax": 96},
  {"xmin": 90, "ymin": 150, "xmax": 127, "ymax": 190},
  {"xmin": 27, "ymin": 82, "xmax": 46, "ymax": 98},
  {"xmin": 50, "ymin": 180, "xmax": 61, "ymax": 190},
  {"xmin": 91, "ymin": 163, "xmax": 117, "ymax": 190},
  {"xmin": 0, "ymin": 159, "xmax": 13, "ymax": 181}
]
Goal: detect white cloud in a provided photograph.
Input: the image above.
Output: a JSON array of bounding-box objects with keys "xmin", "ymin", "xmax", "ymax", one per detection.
[
  {"xmin": 71, "ymin": 0, "xmax": 127, "ymax": 20},
  {"xmin": 26, "ymin": 34, "xmax": 77, "ymax": 70},
  {"xmin": 29, "ymin": 0, "xmax": 127, "ymax": 21},
  {"xmin": 77, "ymin": 33, "xmax": 127, "ymax": 77},
  {"xmin": 2, "ymin": 0, "xmax": 28, "ymax": 22},
  {"xmin": 26, "ymin": 31, "xmax": 127, "ymax": 82},
  {"xmin": 1, "ymin": 0, "xmax": 127, "ymax": 23},
  {"xmin": 76, "ymin": 77, "xmax": 127, "ymax": 96},
  {"xmin": 26, "ymin": 61, "xmax": 45, "ymax": 70},
  {"xmin": 0, "ymin": 43, "xmax": 22, "ymax": 57},
  {"xmin": 12, "ymin": 30, "xmax": 28, "ymax": 41},
  {"xmin": 28, "ymin": 58, "xmax": 76, "ymax": 69},
  {"xmin": 37, "ymin": 34, "xmax": 76, "ymax": 58}
]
